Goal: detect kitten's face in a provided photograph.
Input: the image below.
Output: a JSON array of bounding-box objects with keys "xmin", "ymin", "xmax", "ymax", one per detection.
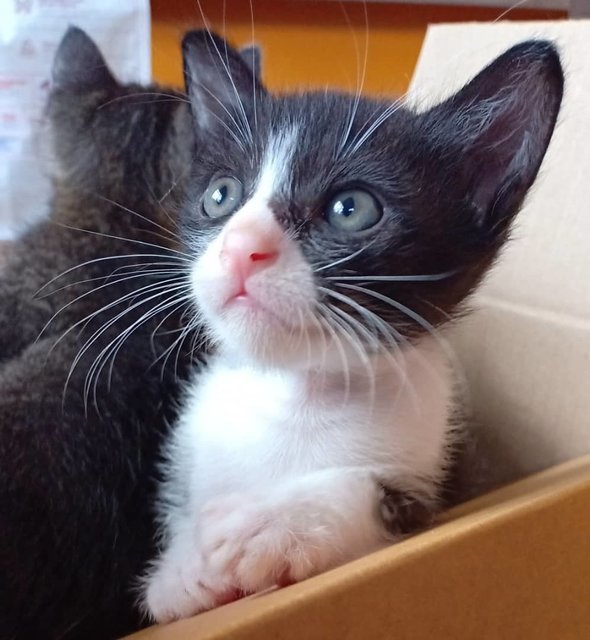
[
  {"xmin": 187, "ymin": 96, "xmax": 441, "ymax": 368},
  {"xmin": 182, "ymin": 32, "xmax": 563, "ymax": 369}
]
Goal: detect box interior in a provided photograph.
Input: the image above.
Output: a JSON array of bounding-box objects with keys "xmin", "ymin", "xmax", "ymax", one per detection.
[{"xmin": 409, "ymin": 20, "xmax": 590, "ymax": 489}]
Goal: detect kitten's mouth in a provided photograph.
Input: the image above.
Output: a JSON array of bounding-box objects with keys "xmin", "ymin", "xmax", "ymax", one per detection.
[{"xmin": 223, "ymin": 289, "xmax": 291, "ymax": 329}]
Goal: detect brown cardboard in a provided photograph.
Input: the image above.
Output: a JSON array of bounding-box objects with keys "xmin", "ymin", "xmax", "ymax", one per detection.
[
  {"xmin": 409, "ymin": 21, "xmax": 590, "ymax": 487},
  {"xmin": 126, "ymin": 21, "xmax": 590, "ymax": 640}
]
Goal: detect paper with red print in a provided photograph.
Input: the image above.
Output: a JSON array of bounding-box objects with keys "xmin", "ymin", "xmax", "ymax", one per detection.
[{"xmin": 0, "ymin": 0, "xmax": 150, "ymax": 238}]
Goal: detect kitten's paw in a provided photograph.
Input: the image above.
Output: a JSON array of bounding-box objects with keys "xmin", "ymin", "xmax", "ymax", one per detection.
[
  {"xmin": 200, "ymin": 494, "xmax": 331, "ymax": 594},
  {"xmin": 144, "ymin": 556, "xmax": 239, "ymax": 623}
]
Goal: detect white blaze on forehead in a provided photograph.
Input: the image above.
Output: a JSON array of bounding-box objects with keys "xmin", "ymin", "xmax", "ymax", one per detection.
[{"xmin": 250, "ymin": 127, "xmax": 298, "ymax": 206}]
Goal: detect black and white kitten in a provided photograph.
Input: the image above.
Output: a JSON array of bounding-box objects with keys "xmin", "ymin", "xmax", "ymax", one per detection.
[
  {"xmin": 0, "ymin": 28, "xmax": 197, "ymax": 640},
  {"xmin": 144, "ymin": 32, "xmax": 563, "ymax": 622}
]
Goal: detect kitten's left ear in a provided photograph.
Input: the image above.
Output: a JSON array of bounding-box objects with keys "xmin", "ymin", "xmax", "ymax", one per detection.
[
  {"xmin": 424, "ymin": 40, "xmax": 563, "ymax": 237},
  {"xmin": 240, "ymin": 44, "xmax": 263, "ymax": 78},
  {"xmin": 182, "ymin": 30, "xmax": 266, "ymax": 131},
  {"xmin": 52, "ymin": 26, "xmax": 117, "ymax": 91}
]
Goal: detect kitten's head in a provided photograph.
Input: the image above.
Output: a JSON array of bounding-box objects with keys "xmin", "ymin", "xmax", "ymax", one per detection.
[
  {"xmin": 45, "ymin": 27, "xmax": 194, "ymax": 208},
  {"xmin": 181, "ymin": 31, "xmax": 563, "ymax": 369}
]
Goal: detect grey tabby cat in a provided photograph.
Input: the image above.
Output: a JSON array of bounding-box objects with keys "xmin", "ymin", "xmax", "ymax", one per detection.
[{"xmin": 0, "ymin": 27, "xmax": 197, "ymax": 640}]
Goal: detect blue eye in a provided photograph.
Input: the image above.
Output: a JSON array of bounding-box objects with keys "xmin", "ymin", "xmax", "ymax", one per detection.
[
  {"xmin": 203, "ymin": 176, "xmax": 243, "ymax": 218},
  {"xmin": 326, "ymin": 189, "xmax": 382, "ymax": 232}
]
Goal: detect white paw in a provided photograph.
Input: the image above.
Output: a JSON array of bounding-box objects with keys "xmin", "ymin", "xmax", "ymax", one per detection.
[
  {"xmin": 199, "ymin": 493, "xmax": 334, "ymax": 595},
  {"xmin": 144, "ymin": 469, "xmax": 384, "ymax": 623},
  {"xmin": 144, "ymin": 553, "xmax": 239, "ymax": 624}
]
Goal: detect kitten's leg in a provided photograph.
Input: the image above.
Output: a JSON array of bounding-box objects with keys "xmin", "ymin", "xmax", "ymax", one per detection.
[
  {"xmin": 200, "ymin": 469, "xmax": 436, "ymax": 593},
  {"xmin": 145, "ymin": 468, "xmax": 436, "ymax": 622}
]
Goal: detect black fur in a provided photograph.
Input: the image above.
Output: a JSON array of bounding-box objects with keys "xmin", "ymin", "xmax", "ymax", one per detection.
[
  {"xmin": 0, "ymin": 28, "xmax": 196, "ymax": 639},
  {"xmin": 181, "ymin": 31, "xmax": 563, "ymax": 342}
]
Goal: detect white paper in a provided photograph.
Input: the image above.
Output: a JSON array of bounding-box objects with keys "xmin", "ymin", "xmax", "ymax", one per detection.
[{"xmin": 0, "ymin": 0, "xmax": 151, "ymax": 239}]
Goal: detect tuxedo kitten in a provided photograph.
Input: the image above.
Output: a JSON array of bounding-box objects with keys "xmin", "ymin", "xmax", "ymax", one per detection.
[
  {"xmin": 144, "ymin": 31, "xmax": 563, "ymax": 622},
  {"xmin": 0, "ymin": 28, "xmax": 198, "ymax": 640}
]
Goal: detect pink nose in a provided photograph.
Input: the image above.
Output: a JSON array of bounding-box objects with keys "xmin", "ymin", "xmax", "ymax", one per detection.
[{"xmin": 220, "ymin": 227, "xmax": 279, "ymax": 284}]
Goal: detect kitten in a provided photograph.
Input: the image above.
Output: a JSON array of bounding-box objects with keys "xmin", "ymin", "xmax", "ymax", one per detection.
[
  {"xmin": 143, "ymin": 31, "xmax": 563, "ymax": 622},
  {"xmin": 0, "ymin": 28, "xmax": 196, "ymax": 640}
]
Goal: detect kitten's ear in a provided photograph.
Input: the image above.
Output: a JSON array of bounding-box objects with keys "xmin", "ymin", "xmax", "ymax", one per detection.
[
  {"xmin": 52, "ymin": 26, "xmax": 117, "ymax": 91},
  {"xmin": 425, "ymin": 40, "xmax": 563, "ymax": 235},
  {"xmin": 239, "ymin": 44, "xmax": 262, "ymax": 78},
  {"xmin": 182, "ymin": 30, "xmax": 266, "ymax": 131}
]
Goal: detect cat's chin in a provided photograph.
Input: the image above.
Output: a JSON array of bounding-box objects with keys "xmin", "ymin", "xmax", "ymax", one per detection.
[
  {"xmin": 223, "ymin": 293, "xmax": 293, "ymax": 331},
  {"xmin": 202, "ymin": 300, "xmax": 325, "ymax": 369}
]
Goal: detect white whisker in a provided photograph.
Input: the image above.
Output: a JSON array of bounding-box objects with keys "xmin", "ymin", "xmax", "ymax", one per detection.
[
  {"xmin": 314, "ymin": 238, "xmax": 378, "ymax": 273},
  {"xmin": 41, "ymin": 266, "xmax": 187, "ymax": 298},
  {"xmin": 53, "ymin": 222, "xmax": 193, "ymax": 260},
  {"xmin": 195, "ymin": 1, "xmax": 254, "ymax": 148},
  {"xmin": 325, "ymin": 270, "xmax": 457, "ymax": 283},
  {"xmin": 63, "ymin": 282, "xmax": 190, "ymax": 411},
  {"xmin": 320, "ymin": 286, "xmax": 419, "ymax": 413},
  {"xmin": 319, "ymin": 285, "xmax": 403, "ymax": 344},
  {"xmin": 336, "ymin": 282, "xmax": 436, "ymax": 335},
  {"xmin": 337, "ymin": 0, "xmax": 369, "ymax": 156},
  {"xmin": 334, "ymin": 282, "xmax": 455, "ymax": 390},
  {"xmin": 316, "ymin": 308, "xmax": 352, "ymax": 404},
  {"xmin": 247, "ymin": 0, "xmax": 258, "ymax": 138},
  {"xmin": 155, "ymin": 310, "xmax": 202, "ymax": 381},
  {"xmin": 34, "ymin": 253, "xmax": 190, "ymax": 298},
  {"xmin": 37, "ymin": 271, "xmax": 188, "ymax": 342},
  {"xmin": 346, "ymin": 95, "xmax": 408, "ymax": 157},
  {"xmin": 323, "ymin": 302, "xmax": 377, "ymax": 416},
  {"xmin": 88, "ymin": 291, "xmax": 194, "ymax": 411},
  {"xmin": 96, "ymin": 92, "xmax": 191, "ymax": 111},
  {"xmin": 193, "ymin": 81, "xmax": 249, "ymax": 153},
  {"xmin": 89, "ymin": 194, "xmax": 182, "ymax": 240}
]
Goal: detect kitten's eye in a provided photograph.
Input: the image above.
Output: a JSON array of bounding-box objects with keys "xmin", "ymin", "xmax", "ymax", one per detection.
[
  {"xmin": 325, "ymin": 189, "xmax": 383, "ymax": 232},
  {"xmin": 203, "ymin": 177, "xmax": 243, "ymax": 218}
]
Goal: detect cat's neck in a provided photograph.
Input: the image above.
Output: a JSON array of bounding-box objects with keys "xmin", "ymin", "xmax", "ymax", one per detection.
[{"xmin": 215, "ymin": 335, "xmax": 447, "ymax": 408}]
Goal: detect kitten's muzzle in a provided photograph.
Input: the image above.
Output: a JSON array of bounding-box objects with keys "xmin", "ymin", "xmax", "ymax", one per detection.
[{"xmin": 220, "ymin": 226, "xmax": 280, "ymax": 291}]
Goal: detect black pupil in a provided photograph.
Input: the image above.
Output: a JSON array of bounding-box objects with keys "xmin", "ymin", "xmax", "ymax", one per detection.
[
  {"xmin": 212, "ymin": 185, "xmax": 228, "ymax": 205},
  {"xmin": 335, "ymin": 196, "xmax": 356, "ymax": 217}
]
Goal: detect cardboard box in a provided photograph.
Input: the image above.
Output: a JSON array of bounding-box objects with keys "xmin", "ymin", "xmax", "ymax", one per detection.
[{"xmin": 128, "ymin": 21, "xmax": 590, "ymax": 639}]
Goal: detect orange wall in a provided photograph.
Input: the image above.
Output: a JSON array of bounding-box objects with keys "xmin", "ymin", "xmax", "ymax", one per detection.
[{"xmin": 151, "ymin": 0, "xmax": 565, "ymax": 95}]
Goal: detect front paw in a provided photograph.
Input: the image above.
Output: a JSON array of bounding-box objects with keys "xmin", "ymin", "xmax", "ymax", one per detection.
[
  {"xmin": 199, "ymin": 494, "xmax": 332, "ymax": 595},
  {"xmin": 145, "ymin": 469, "xmax": 390, "ymax": 622},
  {"xmin": 144, "ymin": 553, "xmax": 239, "ymax": 624}
]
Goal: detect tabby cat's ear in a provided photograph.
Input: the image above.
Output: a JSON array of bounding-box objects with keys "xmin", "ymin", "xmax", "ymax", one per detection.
[
  {"xmin": 239, "ymin": 44, "xmax": 262, "ymax": 78},
  {"xmin": 423, "ymin": 40, "xmax": 563, "ymax": 237},
  {"xmin": 52, "ymin": 26, "xmax": 117, "ymax": 91},
  {"xmin": 182, "ymin": 30, "xmax": 266, "ymax": 131}
]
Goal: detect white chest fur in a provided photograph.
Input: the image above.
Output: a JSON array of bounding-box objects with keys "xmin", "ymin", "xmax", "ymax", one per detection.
[
  {"xmin": 172, "ymin": 335, "xmax": 452, "ymax": 509},
  {"xmin": 146, "ymin": 339, "xmax": 455, "ymax": 623}
]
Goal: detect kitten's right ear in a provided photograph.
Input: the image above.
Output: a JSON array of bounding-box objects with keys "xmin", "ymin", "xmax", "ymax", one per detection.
[
  {"xmin": 422, "ymin": 40, "xmax": 563, "ymax": 241},
  {"xmin": 52, "ymin": 26, "xmax": 117, "ymax": 91},
  {"xmin": 182, "ymin": 30, "xmax": 266, "ymax": 132}
]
